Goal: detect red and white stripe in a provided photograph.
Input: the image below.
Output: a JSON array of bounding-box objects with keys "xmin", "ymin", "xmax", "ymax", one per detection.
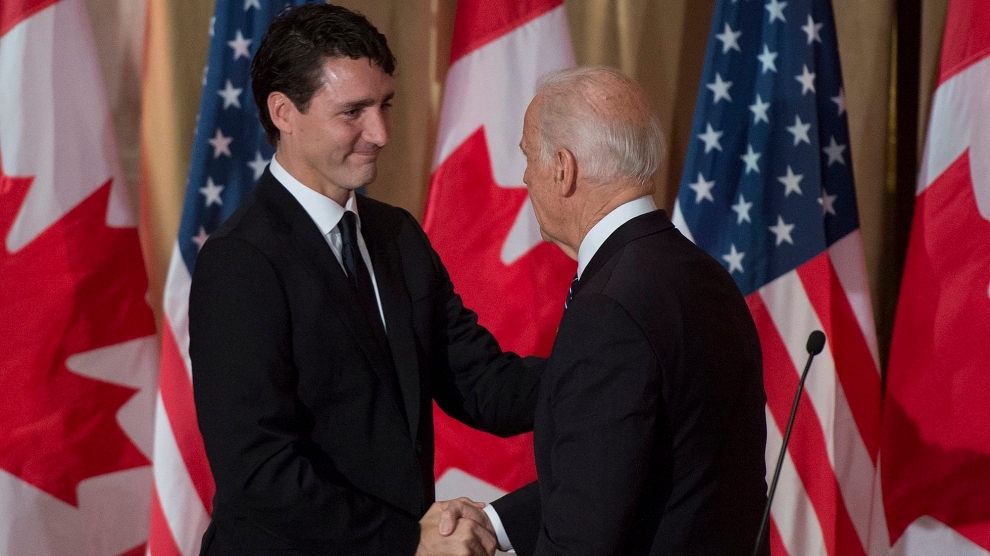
[
  {"xmin": 146, "ymin": 248, "xmax": 213, "ymax": 556},
  {"xmin": 745, "ymin": 230, "xmax": 885, "ymax": 556}
]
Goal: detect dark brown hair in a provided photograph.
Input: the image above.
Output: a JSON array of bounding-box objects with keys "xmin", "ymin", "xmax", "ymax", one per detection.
[{"xmin": 251, "ymin": 3, "xmax": 396, "ymax": 146}]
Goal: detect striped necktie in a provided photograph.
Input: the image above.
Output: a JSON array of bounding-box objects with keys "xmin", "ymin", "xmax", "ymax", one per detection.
[{"xmin": 565, "ymin": 274, "xmax": 579, "ymax": 309}]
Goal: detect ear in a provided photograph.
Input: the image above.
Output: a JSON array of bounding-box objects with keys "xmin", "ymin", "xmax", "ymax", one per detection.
[
  {"xmin": 555, "ymin": 148, "xmax": 577, "ymax": 198},
  {"xmin": 268, "ymin": 92, "xmax": 294, "ymax": 136}
]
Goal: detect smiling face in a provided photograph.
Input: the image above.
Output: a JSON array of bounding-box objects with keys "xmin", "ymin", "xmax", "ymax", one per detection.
[{"xmin": 272, "ymin": 56, "xmax": 394, "ymax": 204}]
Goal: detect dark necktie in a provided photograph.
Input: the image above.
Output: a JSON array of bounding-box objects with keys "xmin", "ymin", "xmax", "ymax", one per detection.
[
  {"xmin": 337, "ymin": 211, "xmax": 406, "ymax": 421},
  {"xmin": 337, "ymin": 211, "xmax": 383, "ymax": 332},
  {"xmin": 565, "ymin": 274, "xmax": 580, "ymax": 309}
]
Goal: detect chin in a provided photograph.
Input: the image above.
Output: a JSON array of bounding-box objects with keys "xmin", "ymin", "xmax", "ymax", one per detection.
[
  {"xmin": 358, "ymin": 164, "xmax": 378, "ymax": 182},
  {"xmin": 344, "ymin": 169, "xmax": 377, "ymax": 192}
]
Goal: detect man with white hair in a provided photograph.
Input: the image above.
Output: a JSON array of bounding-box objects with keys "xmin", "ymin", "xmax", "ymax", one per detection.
[{"xmin": 446, "ymin": 66, "xmax": 768, "ymax": 555}]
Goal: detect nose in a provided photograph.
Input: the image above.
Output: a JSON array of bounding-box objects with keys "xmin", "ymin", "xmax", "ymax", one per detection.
[{"xmin": 363, "ymin": 107, "xmax": 389, "ymax": 147}]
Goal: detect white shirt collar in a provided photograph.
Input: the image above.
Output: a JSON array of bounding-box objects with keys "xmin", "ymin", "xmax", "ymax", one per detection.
[
  {"xmin": 270, "ymin": 154, "xmax": 359, "ymax": 235},
  {"xmin": 577, "ymin": 195, "xmax": 657, "ymax": 279}
]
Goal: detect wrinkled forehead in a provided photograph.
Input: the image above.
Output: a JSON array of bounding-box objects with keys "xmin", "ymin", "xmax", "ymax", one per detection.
[{"xmin": 521, "ymin": 94, "xmax": 545, "ymax": 143}]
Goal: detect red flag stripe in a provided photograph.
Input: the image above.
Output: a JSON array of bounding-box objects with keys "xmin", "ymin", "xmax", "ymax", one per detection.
[
  {"xmin": 118, "ymin": 543, "xmax": 147, "ymax": 556},
  {"xmin": 758, "ymin": 266, "xmax": 880, "ymax": 552},
  {"xmin": 750, "ymin": 295, "xmax": 831, "ymax": 555},
  {"xmin": 449, "ymin": 0, "xmax": 561, "ymax": 63},
  {"xmin": 764, "ymin": 405, "xmax": 827, "ymax": 555},
  {"xmin": 769, "ymin": 519, "xmax": 788, "ymax": 556},
  {"xmin": 749, "ymin": 294, "xmax": 867, "ymax": 556},
  {"xmin": 149, "ymin": 254, "xmax": 210, "ymax": 556},
  {"xmin": 793, "ymin": 246, "xmax": 887, "ymax": 549},
  {"xmin": 150, "ymin": 391, "xmax": 210, "ymax": 555},
  {"xmin": 824, "ymin": 231, "xmax": 881, "ymax": 370},
  {"xmin": 796, "ymin": 253, "xmax": 881, "ymax": 459},
  {"xmin": 148, "ymin": 485, "xmax": 184, "ymax": 556},
  {"xmin": 752, "ymin": 280, "xmax": 878, "ymax": 556},
  {"xmin": 159, "ymin": 318, "xmax": 215, "ymax": 512}
]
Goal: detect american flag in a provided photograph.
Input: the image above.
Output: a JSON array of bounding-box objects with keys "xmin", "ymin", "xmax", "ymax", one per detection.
[
  {"xmin": 148, "ymin": 1, "xmax": 312, "ymax": 554},
  {"xmin": 671, "ymin": 0, "xmax": 886, "ymax": 554}
]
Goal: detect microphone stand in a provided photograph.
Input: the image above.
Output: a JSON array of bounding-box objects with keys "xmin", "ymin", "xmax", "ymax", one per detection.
[{"xmin": 752, "ymin": 330, "xmax": 826, "ymax": 556}]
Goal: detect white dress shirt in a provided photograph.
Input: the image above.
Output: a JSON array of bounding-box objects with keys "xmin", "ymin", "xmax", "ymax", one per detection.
[
  {"xmin": 576, "ymin": 195, "xmax": 658, "ymax": 279},
  {"xmin": 270, "ymin": 155, "xmax": 386, "ymax": 329},
  {"xmin": 483, "ymin": 194, "xmax": 659, "ymax": 552}
]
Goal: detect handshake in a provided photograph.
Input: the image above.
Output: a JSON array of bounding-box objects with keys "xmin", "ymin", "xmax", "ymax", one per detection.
[{"xmin": 416, "ymin": 497, "xmax": 501, "ymax": 556}]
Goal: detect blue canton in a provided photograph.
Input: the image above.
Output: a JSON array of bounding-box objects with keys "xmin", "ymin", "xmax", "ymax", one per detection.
[{"xmin": 676, "ymin": 0, "xmax": 859, "ymax": 297}]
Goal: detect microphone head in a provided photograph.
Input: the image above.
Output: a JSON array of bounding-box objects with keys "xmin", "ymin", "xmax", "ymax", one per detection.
[{"xmin": 806, "ymin": 330, "xmax": 826, "ymax": 356}]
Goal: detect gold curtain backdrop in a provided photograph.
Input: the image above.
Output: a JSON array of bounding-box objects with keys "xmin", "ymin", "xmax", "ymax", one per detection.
[{"xmin": 86, "ymin": 0, "xmax": 947, "ymax": 364}]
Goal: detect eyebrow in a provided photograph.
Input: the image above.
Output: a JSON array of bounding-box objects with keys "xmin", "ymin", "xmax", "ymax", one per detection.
[{"xmin": 341, "ymin": 92, "xmax": 395, "ymax": 113}]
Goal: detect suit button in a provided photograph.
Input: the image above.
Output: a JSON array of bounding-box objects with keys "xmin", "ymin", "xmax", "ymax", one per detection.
[{"xmin": 415, "ymin": 443, "xmax": 423, "ymax": 454}]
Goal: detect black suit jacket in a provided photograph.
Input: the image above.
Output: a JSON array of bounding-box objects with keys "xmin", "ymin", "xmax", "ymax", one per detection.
[
  {"xmin": 491, "ymin": 209, "xmax": 767, "ymax": 556},
  {"xmin": 189, "ymin": 169, "xmax": 541, "ymax": 555}
]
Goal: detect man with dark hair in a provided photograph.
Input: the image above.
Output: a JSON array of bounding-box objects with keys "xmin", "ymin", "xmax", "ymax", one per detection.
[{"xmin": 189, "ymin": 4, "xmax": 537, "ymax": 555}]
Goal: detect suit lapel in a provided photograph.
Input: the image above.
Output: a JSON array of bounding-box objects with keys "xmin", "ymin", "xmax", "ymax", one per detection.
[
  {"xmin": 256, "ymin": 173, "xmax": 409, "ymax": 430},
  {"xmin": 359, "ymin": 197, "xmax": 421, "ymax": 442},
  {"xmin": 581, "ymin": 209, "xmax": 675, "ymax": 284}
]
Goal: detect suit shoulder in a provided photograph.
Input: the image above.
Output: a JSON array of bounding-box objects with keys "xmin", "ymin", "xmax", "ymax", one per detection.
[
  {"xmin": 357, "ymin": 195, "xmax": 433, "ymax": 252},
  {"xmin": 615, "ymin": 227, "xmax": 732, "ymax": 287},
  {"xmin": 207, "ymin": 188, "xmax": 279, "ymax": 242},
  {"xmin": 194, "ymin": 192, "xmax": 287, "ymax": 281},
  {"xmin": 356, "ymin": 194, "xmax": 417, "ymax": 225},
  {"xmin": 585, "ymin": 229, "xmax": 749, "ymax": 332}
]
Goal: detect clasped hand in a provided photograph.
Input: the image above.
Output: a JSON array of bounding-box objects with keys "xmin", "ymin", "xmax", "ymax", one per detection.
[{"xmin": 416, "ymin": 497, "xmax": 497, "ymax": 556}]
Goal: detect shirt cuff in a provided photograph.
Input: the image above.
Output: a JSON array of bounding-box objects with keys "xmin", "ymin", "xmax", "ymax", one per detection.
[{"xmin": 483, "ymin": 503, "xmax": 514, "ymax": 552}]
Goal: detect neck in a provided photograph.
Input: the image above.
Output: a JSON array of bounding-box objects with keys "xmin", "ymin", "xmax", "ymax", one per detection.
[
  {"xmin": 573, "ymin": 180, "xmax": 651, "ymax": 248},
  {"xmin": 274, "ymin": 148, "xmax": 350, "ymax": 206}
]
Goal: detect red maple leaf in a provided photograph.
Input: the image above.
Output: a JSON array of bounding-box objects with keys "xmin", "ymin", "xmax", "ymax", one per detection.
[
  {"xmin": 425, "ymin": 128, "xmax": 576, "ymax": 491},
  {"xmin": 0, "ymin": 153, "xmax": 156, "ymax": 506}
]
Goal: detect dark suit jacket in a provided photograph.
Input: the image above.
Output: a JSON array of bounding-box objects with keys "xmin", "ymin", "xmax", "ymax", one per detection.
[
  {"xmin": 189, "ymin": 169, "xmax": 541, "ymax": 555},
  {"xmin": 491, "ymin": 209, "xmax": 767, "ymax": 556}
]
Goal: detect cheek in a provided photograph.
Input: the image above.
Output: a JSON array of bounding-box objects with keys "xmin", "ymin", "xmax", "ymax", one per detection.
[{"xmin": 530, "ymin": 190, "xmax": 549, "ymax": 223}]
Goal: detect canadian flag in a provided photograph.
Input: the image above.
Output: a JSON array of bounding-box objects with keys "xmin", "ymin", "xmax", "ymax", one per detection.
[
  {"xmin": 424, "ymin": 0, "xmax": 577, "ymax": 501},
  {"xmin": 0, "ymin": 0, "xmax": 158, "ymax": 555},
  {"xmin": 880, "ymin": 1, "xmax": 990, "ymax": 554}
]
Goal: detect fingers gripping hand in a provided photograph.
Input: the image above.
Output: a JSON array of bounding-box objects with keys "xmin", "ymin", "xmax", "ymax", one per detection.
[
  {"xmin": 437, "ymin": 497, "xmax": 491, "ymax": 536},
  {"xmin": 417, "ymin": 499, "xmax": 496, "ymax": 556}
]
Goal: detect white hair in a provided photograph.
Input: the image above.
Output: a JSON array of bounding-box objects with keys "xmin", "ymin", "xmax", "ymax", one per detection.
[{"xmin": 534, "ymin": 66, "xmax": 664, "ymax": 186}]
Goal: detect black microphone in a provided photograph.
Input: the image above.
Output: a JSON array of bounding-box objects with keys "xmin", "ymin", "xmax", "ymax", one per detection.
[{"xmin": 752, "ymin": 330, "xmax": 827, "ymax": 556}]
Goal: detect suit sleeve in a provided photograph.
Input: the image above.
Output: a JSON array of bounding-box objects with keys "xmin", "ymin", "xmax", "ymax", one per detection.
[
  {"xmin": 532, "ymin": 292, "xmax": 659, "ymax": 556},
  {"xmin": 190, "ymin": 237, "xmax": 419, "ymax": 554},
  {"xmin": 490, "ymin": 481, "xmax": 541, "ymax": 556},
  {"xmin": 409, "ymin": 216, "xmax": 544, "ymax": 437}
]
